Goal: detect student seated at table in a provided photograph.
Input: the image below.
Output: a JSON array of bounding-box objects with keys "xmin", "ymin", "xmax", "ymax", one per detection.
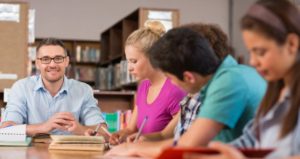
[
  {"xmin": 86, "ymin": 21, "xmax": 186, "ymax": 144},
  {"xmin": 105, "ymin": 23, "xmax": 266, "ymax": 158},
  {"xmin": 0, "ymin": 38, "xmax": 107, "ymax": 136},
  {"xmin": 185, "ymin": 0, "xmax": 300, "ymax": 158}
]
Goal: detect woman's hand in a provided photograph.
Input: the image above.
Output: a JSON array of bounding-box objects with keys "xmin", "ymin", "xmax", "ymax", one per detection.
[{"xmin": 126, "ymin": 132, "xmax": 147, "ymax": 143}]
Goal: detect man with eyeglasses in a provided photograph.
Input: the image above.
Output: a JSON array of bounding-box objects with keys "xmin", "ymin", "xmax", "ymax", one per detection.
[{"xmin": 0, "ymin": 38, "xmax": 107, "ymax": 136}]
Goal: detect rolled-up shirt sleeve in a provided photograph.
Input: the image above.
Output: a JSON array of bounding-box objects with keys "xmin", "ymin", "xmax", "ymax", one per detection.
[
  {"xmin": 79, "ymin": 87, "xmax": 106, "ymax": 126},
  {"xmin": 3, "ymin": 81, "xmax": 27, "ymax": 124}
]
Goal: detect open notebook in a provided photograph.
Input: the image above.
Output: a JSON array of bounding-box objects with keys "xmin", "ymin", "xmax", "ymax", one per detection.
[
  {"xmin": 49, "ymin": 135, "xmax": 107, "ymax": 151},
  {"xmin": 0, "ymin": 124, "xmax": 31, "ymax": 146}
]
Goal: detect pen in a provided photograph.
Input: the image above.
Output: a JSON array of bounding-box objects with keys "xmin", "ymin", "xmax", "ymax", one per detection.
[
  {"xmin": 134, "ymin": 116, "xmax": 148, "ymax": 143},
  {"xmin": 92, "ymin": 124, "xmax": 112, "ymax": 137},
  {"xmin": 91, "ymin": 124, "xmax": 101, "ymax": 136},
  {"xmin": 100, "ymin": 125, "xmax": 112, "ymax": 137}
]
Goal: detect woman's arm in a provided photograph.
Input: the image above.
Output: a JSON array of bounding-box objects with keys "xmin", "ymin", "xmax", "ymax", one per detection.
[{"xmin": 109, "ymin": 105, "xmax": 138, "ymax": 145}]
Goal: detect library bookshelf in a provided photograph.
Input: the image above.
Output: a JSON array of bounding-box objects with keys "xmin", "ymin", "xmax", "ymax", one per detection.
[{"xmin": 98, "ymin": 7, "xmax": 180, "ymax": 91}]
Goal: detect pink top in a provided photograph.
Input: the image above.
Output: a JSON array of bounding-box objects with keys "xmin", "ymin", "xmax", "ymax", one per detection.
[{"xmin": 136, "ymin": 78, "xmax": 186, "ymax": 134}]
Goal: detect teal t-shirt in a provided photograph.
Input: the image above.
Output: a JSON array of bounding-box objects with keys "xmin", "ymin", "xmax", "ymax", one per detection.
[{"xmin": 197, "ymin": 55, "xmax": 266, "ymax": 143}]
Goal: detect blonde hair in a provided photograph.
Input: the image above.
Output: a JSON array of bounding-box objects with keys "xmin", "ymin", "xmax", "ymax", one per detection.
[{"xmin": 125, "ymin": 20, "xmax": 166, "ymax": 53}]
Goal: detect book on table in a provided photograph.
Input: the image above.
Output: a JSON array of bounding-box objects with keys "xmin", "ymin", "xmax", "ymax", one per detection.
[
  {"xmin": 156, "ymin": 147, "xmax": 274, "ymax": 159},
  {"xmin": 0, "ymin": 124, "xmax": 31, "ymax": 146},
  {"xmin": 48, "ymin": 135, "xmax": 107, "ymax": 151},
  {"xmin": 32, "ymin": 133, "xmax": 51, "ymax": 143}
]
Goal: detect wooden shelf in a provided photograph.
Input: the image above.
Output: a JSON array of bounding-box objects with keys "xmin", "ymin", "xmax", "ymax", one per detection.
[
  {"xmin": 122, "ymin": 19, "xmax": 138, "ymax": 45},
  {"xmin": 79, "ymin": 80, "xmax": 96, "ymax": 84},
  {"xmin": 109, "ymin": 22, "xmax": 123, "ymax": 60},
  {"xmin": 109, "ymin": 54, "xmax": 122, "ymax": 62},
  {"xmin": 93, "ymin": 90, "xmax": 135, "ymax": 113},
  {"xmin": 73, "ymin": 61, "xmax": 98, "ymax": 66},
  {"xmin": 113, "ymin": 82, "xmax": 137, "ymax": 90},
  {"xmin": 99, "ymin": 60, "xmax": 111, "ymax": 66},
  {"xmin": 93, "ymin": 90, "xmax": 135, "ymax": 96},
  {"xmin": 100, "ymin": 32, "xmax": 110, "ymax": 64}
]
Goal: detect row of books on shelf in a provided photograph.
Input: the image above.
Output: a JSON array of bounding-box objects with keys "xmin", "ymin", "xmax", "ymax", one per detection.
[
  {"xmin": 28, "ymin": 45, "xmax": 101, "ymax": 64},
  {"xmin": 75, "ymin": 45, "xmax": 100, "ymax": 63},
  {"xmin": 103, "ymin": 110, "xmax": 132, "ymax": 133},
  {"xmin": 69, "ymin": 60, "xmax": 137, "ymax": 89},
  {"xmin": 97, "ymin": 60, "xmax": 137, "ymax": 90},
  {"xmin": 73, "ymin": 66, "xmax": 97, "ymax": 82},
  {"xmin": 27, "ymin": 51, "xmax": 136, "ymax": 90}
]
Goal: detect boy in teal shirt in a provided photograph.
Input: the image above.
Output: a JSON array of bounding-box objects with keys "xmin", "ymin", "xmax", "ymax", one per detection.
[{"xmin": 198, "ymin": 55, "xmax": 265, "ymax": 142}]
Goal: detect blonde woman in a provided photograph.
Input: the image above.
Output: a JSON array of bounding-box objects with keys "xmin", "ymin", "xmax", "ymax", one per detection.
[{"xmin": 108, "ymin": 21, "xmax": 186, "ymax": 145}]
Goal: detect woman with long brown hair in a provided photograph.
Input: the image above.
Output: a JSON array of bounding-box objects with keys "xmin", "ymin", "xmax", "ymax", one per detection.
[{"xmin": 184, "ymin": 0, "xmax": 300, "ymax": 158}]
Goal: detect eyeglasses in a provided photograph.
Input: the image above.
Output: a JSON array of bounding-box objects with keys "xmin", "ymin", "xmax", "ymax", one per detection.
[{"xmin": 37, "ymin": 56, "xmax": 67, "ymax": 64}]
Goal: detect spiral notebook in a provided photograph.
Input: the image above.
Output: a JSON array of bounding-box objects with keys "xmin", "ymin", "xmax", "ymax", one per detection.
[{"xmin": 0, "ymin": 124, "xmax": 31, "ymax": 146}]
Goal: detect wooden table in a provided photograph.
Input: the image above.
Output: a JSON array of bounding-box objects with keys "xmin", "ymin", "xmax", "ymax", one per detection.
[{"xmin": 0, "ymin": 143, "xmax": 106, "ymax": 159}]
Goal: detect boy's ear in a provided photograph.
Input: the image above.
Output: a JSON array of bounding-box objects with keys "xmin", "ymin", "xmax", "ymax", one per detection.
[
  {"xmin": 183, "ymin": 71, "xmax": 196, "ymax": 84},
  {"xmin": 286, "ymin": 33, "xmax": 299, "ymax": 56}
]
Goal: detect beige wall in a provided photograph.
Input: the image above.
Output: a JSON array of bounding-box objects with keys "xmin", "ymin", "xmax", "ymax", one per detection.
[
  {"xmin": 26, "ymin": 0, "xmax": 229, "ymax": 41},
  {"xmin": 232, "ymin": 0, "xmax": 256, "ymax": 63}
]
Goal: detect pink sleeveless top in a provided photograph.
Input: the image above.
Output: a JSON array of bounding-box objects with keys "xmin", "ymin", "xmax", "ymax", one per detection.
[{"xmin": 136, "ymin": 78, "xmax": 186, "ymax": 134}]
